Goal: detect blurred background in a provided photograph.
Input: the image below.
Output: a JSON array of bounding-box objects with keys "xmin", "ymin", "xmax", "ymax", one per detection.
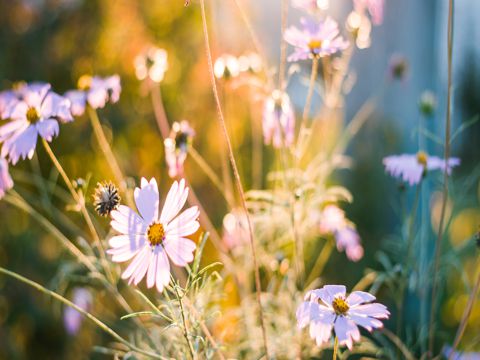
[{"xmin": 0, "ymin": 0, "xmax": 479, "ymax": 358}]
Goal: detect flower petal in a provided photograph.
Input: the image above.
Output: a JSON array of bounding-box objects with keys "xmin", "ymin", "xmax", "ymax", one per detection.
[
  {"xmin": 134, "ymin": 178, "xmax": 159, "ymax": 223},
  {"xmin": 156, "ymin": 249, "xmax": 171, "ymax": 292},
  {"xmin": 36, "ymin": 119, "xmax": 59, "ymax": 142},
  {"xmin": 334, "ymin": 316, "xmax": 360, "ymax": 350},
  {"xmin": 163, "ymin": 237, "xmax": 196, "ymax": 267},
  {"xmin": 110, "ymin": 205, "xmax": 147, "ymax": 235},
  {"xmin": 160, "ymin": 179, "xmax": 189, "ymax": 224},
  {"xmin": 350, "ymin": 303, "xmax": 390, "ymax": 319},
  {"xmin": 348, "ymin": 313, "xmax": 384, "ymax": 331},
  {"xmin": 346, "ymin": 291, "xmax": 376, "ymax": 307},
  {"xmin": 121, "ymin": 246, "xmax": 149, "ymax": 283}
]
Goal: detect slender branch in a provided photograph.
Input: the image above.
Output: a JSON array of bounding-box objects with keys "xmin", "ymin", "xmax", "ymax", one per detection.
[
  {"xmin": 278, "ymin": 0, "xmax": 288, "ymax": 89},
  {"xmin": 0, "ymin": 267, "xmax": 165, "ymax": 360},
  {"xmin": 448, "ymin": 261, "xmax": 480, "ymax": 358},
  {"xmin": 199, "ymin": 1, "xmax": 270, "ymax": 357},
  {"xmin": 428, "ymin": 0, "xmax": 454, "ymax": 355},
  {"xmin": 150, "ymin": 83, "xmax": 170, "ymax": 140}
]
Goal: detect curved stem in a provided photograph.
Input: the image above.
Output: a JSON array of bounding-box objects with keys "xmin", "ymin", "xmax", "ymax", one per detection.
[
  {"xmin": 199, "ymin": 1, "xmax": 270, "ymax": 357},
  {"xmin": 150, "ymin": 84, "xmax": 170, "ymax": 140},
  {"xmin": 0, "ymin": 267, "xmax": 165, "ymax": 360},
  {"xmin": 428, "ymin": 0, "xmax": 454, "ymax": 355}
]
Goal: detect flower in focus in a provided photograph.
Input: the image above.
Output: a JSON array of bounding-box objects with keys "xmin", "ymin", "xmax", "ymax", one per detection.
[
  {"xmin": 388, "ymin": 54, "xmax": 409, "ymax": 81},
  {"xmin": 284, "ymin": 17, "xmax": 349, "ymax": 62},
  {"xmin": 418, "ymin": 90, "xmax": 437, "ymax": 117},
  {"xmin": 63, "ymin": 288, "xmax": 92, "ymax": 335},
  {"xmin": 222, "ymin": 209, "xmax": 249, "ymax": 250},
  {"xmin": 296, "ymin": 285, "xmax": 389, "ymax": 349},
  {"xmin": 214, "ymin": 54, "xmax": 241, "ymax": 80},
  {"xmin": 318, "ymin": 205, "xmax": 364, "ymax": 262},
  {"xmin": 0, "ymin": 157, "xmax": 13, "ymax": 199},
  {"xmin": 353, "ymin": 0, "xmax": 384, "ymax": 26},
  {"xmin": 291, "ymin": 0, "xmax": 329, "ymax": 12},
  {"xmin": 134, "ymin": 47, "xmax": 168, "ymax": 83},
  {"xmin": 263, "ymin": 90, "xmax": 295, "ymax": 148},
  {"xmin": 164, "ymin": 120, "xmax": 195, "ymax": 179},
  {"xmin": 0, "ymin": 85, "xmax": 73, "ymax": 164},
  {"xmin": 65, "ymin": 74, "xmax": 121, "ymax": 116},
  {"xmin": 107, "ymin": 178, "xmax": 199, "ymax": 292},
  {"xmin": 383, "ymin": 152, "xmax": 461, "ymax": 186},
  {"xmin": 93, "ymin": 181, "xmax": 121, "ymax": 217}
]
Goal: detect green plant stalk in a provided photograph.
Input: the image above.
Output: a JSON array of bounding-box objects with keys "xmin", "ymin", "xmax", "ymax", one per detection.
[
  {"xmin": 332, "ymin": 336, "xmax": 338, "ymax": 360},
  {"xmin": 173, "ymin": 285, "xmax": 196, "ymax": 360},
  {"xmin": 0, "ymin": 267, "xmax": 165, "ymax": 360}
]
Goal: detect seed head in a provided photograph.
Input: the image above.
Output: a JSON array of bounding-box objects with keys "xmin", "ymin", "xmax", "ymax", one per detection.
[{"xmin": 93, "ymin": 181, "xmax": 121, "ymax": 216}]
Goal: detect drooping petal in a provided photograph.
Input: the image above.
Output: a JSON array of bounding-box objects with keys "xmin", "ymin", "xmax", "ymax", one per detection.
[
  {"xmin": 309, "ymin": 312, "xmax": 336, "ymax": 347},
  {"xmin": 348, "ymin": 313, "xmax": 384, "ymax": 331},
  {"xmin": 36, "ymin": 119, "xmax": 59, "ymax": 142},
  {"xmin": 334, "ymin": 316, "xmax": 360, "ymax": 350},
  {"xmin": 346, "ymin": 291, "xmax": 376, "ymax": 307},
  {"xmin": 133, "ymin": 178, "xmax": 159, "ymax": 223},
  {"xmin": 2, "ymin": 125, "xmax": 38, "ymax": 164}
]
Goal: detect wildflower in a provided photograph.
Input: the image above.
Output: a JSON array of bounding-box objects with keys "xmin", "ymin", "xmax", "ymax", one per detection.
[
  {"xmin": 65, "ymin": 75, "xmax": 121, "ymax": 116},
  {"xmin": 222, "ymin": 209, "xmax": 249, "ymax": 250},
  {"xmin": 134, "ymin": 47, "xmax": 168, "ymax": 83},
  {"xmin": 262, "ymin": 90, "xmax": 295, "ymax": 148},
  {"xmin": 346, "ymin": 11, "xmax": 372, "ymax": 49},
  {"xmin": 418, "ymin": 90, "xmax": 437, "ymax": 117},
  {"xmin": 93, "ymin": 181, "xmax": 121, "ymax": 217},
  {"xmin": 296, "ymin": 285, "xmax": 389, "ymax": 349},
  {"xmin": 164, "ymin": 120, "xmax": 195, "ymax": 178},
  {"xmin": 292, "ymin": 0, "xmax": 329, "ymax": 12},
  {"xmin": 383, "ymin": 152, "xmax": 461, "ymax": 186},
  {"xmin": 0, "ymin": 157, "xmax": 13, "ymax": 199},
  {"xmin": 214, "ymin": 54, "xmax": 240, "ymax": 80},
  {"xmin": 107, "ymin": 178, "xmax": 199, "ymax": 292},
  {"xmin": 353, "ymin": 0, "xmax": 384, "ymax": 26},
  {"xmin": 63, "ymin": 288, "xmax": 92, "ymax": 335},
  {"xmin": 284, "ymin": 17, "xmax": 349, "ymax": 62},
  {"xmin": 318, "ymin": 205, "xmax": 364, "ymax": 262},
  {"xmin": 388, "ymin": 54, "xmax": 409, "ymax": 81},
  {"xmin": 0, "ymin": 86, "xmax": 73, "ymax": 164}
]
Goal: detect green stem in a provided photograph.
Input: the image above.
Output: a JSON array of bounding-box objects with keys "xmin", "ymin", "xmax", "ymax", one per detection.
[
  {"xmin": 173, "ymin": 285, "xmax": 196, "ymax": 360},
  {"xmin": 0, "ymin": 267, "xmax": 165, "ymax": 360},
  {"xmin": 332, "ymin": 336, "xmax": 338, "ymax": 360},
  {"xmin": 305, "ymin": 240, "xmax": 334, "ymax": 287}
]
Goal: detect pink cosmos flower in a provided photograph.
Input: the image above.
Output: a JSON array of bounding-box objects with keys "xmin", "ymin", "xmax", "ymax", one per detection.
[
  {"xmin": 107, "ymin": 178, "xmax": 199, "ymax": 292},
  {"xmin": 353, "ymin": 0, "xmax": 384, "ymax": 26},
  {"xmin": 284, "ymin": 17, "xmax": 349, "ymax": 62},
  {"xmin": 222, "ymin": 209, "xmax": 249, "ymax": 250},
  {"xmin": 296, "ymin": 285, "xmax": 389, "ymax": 349},
  {"xmin": 65, "ymin": 75, "xmax": 121, "ymax": 116},
  {"xmin": 63, "ymin": 288, "xmax": 92, "ymax": 335},
  {"xmin": 317, "ymin": 205, "xmax": 364, "ymax": 262},
  {"xmin": 0, "ymin": 86, "xmax": 73, "ymax": 164},
  {"xmin": 292, "ymin": 0, "xmax": 329, "ymax": 12},
  {"xmin": 263, "ymin": 90, "xmax": 295, "ymax": 148},
  {"xmin": 164, "ymin": 121, "xmax": 195, "ymax": 179},
  {"xmin": 383, "ymin": 152, "xmax": 461, "ymax": 186},
  {"xmin": 0, "ymin": 157, "xmax": 13, "ymax": 199}
]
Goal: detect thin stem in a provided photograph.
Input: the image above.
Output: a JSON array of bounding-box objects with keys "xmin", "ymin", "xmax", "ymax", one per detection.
[
  {"xmin": 199, "ymin": 1, "xmax": 270, "ymax": 357},
  {"xmin": 448, "ymin": 260, "xmax": 480, "ymax": 358},
  {"xmin": 173, "ymin": 285, "xmax": 196, "ymax": 360},
  {"xmin": 305, "ymin": 239, "xmax": 334, "ymax": 287},
  {"xmin": 332, "ymin": 336, "xmax": 338, "ymax": 360},
  {"xmin": 381, "ymin": 328, "xmax": 417, "ymax": 360},
  {"xmin": 0, "ymin": 267, "xmax": 165, "ymax": 360},
  {"xmin": 150, "ymin": 84, "xmax": 170, "ymax": 139},
  {"xmin": 278, "ymin": 0, "xmax": 288, "ymax": 90},
  {"xmin": 87, "ymin": 106, "xmax": 127, "ymax": 195},
  {"xmin": 428, "ymin": 0, "xmax": 454, "ymax": 355}
]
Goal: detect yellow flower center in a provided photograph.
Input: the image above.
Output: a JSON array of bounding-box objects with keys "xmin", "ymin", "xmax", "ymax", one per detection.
[
  {"xmin": 147, "ymin": 222, "xmax": 165, "ymax": 247},
  {"xmin": 308, "ymin": 39, "xmax": 323, "ymax": 51},
  {"xmin": 416, "ymin": 151, "xmax": 428, "ymax": 167},
  {"xmin": 77, "ymin": 75, "xmax": 93, "ymax": 90},
  {"xmin": 332, "ymin": 297, "xmax": 350, "ymax": 315},
  {"xmin": 26, "ymin": 107, "xmax": 40, "ymax": 124}
]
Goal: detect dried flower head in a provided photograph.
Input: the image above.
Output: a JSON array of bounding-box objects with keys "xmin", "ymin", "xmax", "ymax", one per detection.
[{"xmin": 93, "ymin": 181, "xmax": 121, "ymax": 216}]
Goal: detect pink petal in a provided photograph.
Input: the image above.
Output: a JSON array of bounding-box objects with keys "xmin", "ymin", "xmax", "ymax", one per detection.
[
  {"xmin": 310, "ymin": 313, "xmax": 335, "ymax": 347},
  {"xmin": 156, "ymin": 249, "xmax": 171, "ymax": 292},
  {"xmin": 350, "ymin": 303, "xmax": 390, "ymax": 319},
  {"xmin": 346, "ymin": 291, "xmax": 376, "ymax": 307},
  {"xmin": 110, "ymin": 205, "xmax": 147, "ymax": 235},
  {"xmin": 165, "ymin": 206, "xmax": 199, "ymax": 233},
  {"xmin": 121, "ymin": 246, "xmax": 149, "ymax": 283},
  {"xmin": 163, "ymin": 237, "xmax": 196, "ymax": 267},
  {"xmin": 348, "ymin": 313, "xmax": 384, "ymax": 331},
  {"xmin": 36, "ymin": 119, "xmax": 59, "ymax": 141},
  {"xmin": 160, "ymin": 179, "xmax": 189, "ymax": 224},
  {"xmin": 134, "ymin": 177, "xmax": 159, "ymax": 224},
  {"xmin": 334, "ymin": 316, "xmax": 360, "ymax": 350},
  {"xmin": 2, "ymin": 125, "xmax": 38, "ymax": 164}
]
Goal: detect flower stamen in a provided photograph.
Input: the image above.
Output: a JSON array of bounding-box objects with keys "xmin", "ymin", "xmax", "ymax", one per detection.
[
  {"xmin": 26, "ymin": 107, "xmax": 40, "ymax": 124},
  {"xmin": 416, "ymin": 151, "xmax": 428, "ymax": 167},
  {"xmin": 332, "ymin": 297, "xmax": 350, "ymax": 315},
  {"xmin": 147, "ymin": 222, "xmax": 165, "ymax": 247}
]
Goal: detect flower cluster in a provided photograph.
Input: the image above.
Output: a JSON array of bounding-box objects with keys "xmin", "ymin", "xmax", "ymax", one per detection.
[{"xmin": 164, "ymin": 120, "xmax": 195, "ymax": 178}]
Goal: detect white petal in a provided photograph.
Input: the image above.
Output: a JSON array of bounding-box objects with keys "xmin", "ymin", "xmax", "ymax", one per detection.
[
  {"xmin": 346, "ymin": 291, "xmax": 376, "ymax": 307},
  {"xmin": 110, "ymin": 205, "xmax": 147, "ymax": 235},
  {"xmin": 334, "ymin": 316, "xmax": 360, "ymax": 350},
  {"xmin": 156, "ymin": 249, "xmax": 171, "ymax": 292},
  {"xmin": 160, "ymin": 179, "xmax": 188, "ymax": 224},
  {"xmin": 163, "ymin": 237, "xmax": 196, "ymax": 266},
  {"xmin": 134, "ymin": 178, "xmax": 159, "ymax": 223}
]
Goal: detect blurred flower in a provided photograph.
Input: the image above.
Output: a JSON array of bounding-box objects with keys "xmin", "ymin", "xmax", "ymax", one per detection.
[
  {"xmin": 443, "ymin": 346, "xmax": 480, "ymax": 360},
  {"xmin": 93, "ymin": 181, "xmax": 121, "ymax": 217},
  {"xmin": 346, "ymin": 11, "xmax": 372, "ymax": 49},
  {"xmin": 388, "ymin": 54, "xmax": 409, "ymax": 81},
  {"xmin": 65, "ymin": 75, "xmax": 121, "ymax": 116},
  {"xmin": 214, "ymin": 54, "xmax": 240, "ymax": 80},
  {"xmin": 318, "ymin": 205, "xmax": 364, "ymax": 262},
  {"xmin": 237, "ymin": 53, "xmax": 262, "ymax": 74},
  {"xmin": 63, "ymin": 288, "xmax": 92, "ymax": 335},
  {"xmin": 0, "ymin": 91, "xmax": 18, "ymax": 120},
  {"xmin": 284, "ymin": 17, "xmax": 349, "ymax": 62},
  {"xmin": 0, "ymin": 85, "xmax": 72, "ymax": 164},
  {"xmin": 353, "ymin": 0, "xmax": 384, "ymax": 26},
  {"xmin": 107, "ymin": 178, "xmax": 199, "ymax": 292},
  {"xmin": 297, "ymin": 285, "xmax": 389, "ymax": 349},
  {"xmin": 262, "ymin": 90, "xmax": 295, "ymax": 148},
  {"xmin": 223, "ymin": 209, "xmax": 248, "ymax": 250},
  {"xmin": 134, "ymin": 47, "xmax": 168, "ymax": 83},
  {"xmin": 418, "ymin": 90, "xmax": 437, "ymax": 117},
  {"xmin": 383, "ymin": 152, "xmax": 461, "ymax": 186},
  {"xmin": 291, "ymin": 0, "xmax": 329, "ymax": 12},
  {"xmin": 0, "ymin": 157, "xmax": 13, "ymax": 199},
  {"xmin": 164, "ymin": 120, "xmax": 195, "ymax": 178}
]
